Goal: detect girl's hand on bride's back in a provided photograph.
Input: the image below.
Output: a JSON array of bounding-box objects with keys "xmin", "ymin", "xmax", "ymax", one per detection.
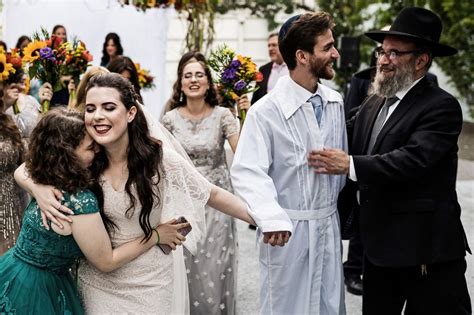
[{"xmin": 32, "ymin": 184, "xmax": 74, "ymax": 230}]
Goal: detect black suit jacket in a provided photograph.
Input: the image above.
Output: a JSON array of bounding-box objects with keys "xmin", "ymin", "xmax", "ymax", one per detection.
[
  {"xmin": 251, "ymin": 62, "xmax": 273, "ymax": 104},
  {"xmin": 349, "ymin": 77, "xmax": 470, "ymax": 268}
]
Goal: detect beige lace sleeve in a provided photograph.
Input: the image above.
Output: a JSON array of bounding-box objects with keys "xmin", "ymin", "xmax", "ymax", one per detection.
[{"xmin": 161, "ymin": 147, "xmax": 211, "ymax": 255}]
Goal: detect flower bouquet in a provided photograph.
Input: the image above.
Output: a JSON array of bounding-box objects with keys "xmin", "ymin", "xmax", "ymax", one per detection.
[
  {"xmin": 23, "ymin": 28, "xmax": 67, "ymax": 112},
  {"xmin": 208, "ymin": 45, "xmax": 262, "ymax": 122},
  {"xmin": 61, "ymin": 39, "xmax": 93, "ymax": 103},
  {"xmin": 1, "ymin": 48, "xmax": 25, "ymax": 114},
  {"xmin": 135, "ymin": 63, "xmax": 155, "ymax": 90}
]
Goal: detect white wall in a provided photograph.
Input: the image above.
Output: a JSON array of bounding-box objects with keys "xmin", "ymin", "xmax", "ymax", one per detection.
[{"xmin": 2, "ymin": 0, "xmax": 169, "ymax": 120}]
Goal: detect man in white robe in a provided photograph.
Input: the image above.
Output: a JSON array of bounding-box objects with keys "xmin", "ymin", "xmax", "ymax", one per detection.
[{"xmin": 231, "ymin": 12, "xmax": 347, "ymax": 314}]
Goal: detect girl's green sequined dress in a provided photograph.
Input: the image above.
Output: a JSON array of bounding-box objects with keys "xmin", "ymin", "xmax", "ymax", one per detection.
[{"xmin": 0, "ymin": 190, "xmax": 99, "ymax": 314}]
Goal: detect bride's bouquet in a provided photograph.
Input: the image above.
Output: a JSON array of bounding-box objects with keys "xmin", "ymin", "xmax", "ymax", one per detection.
[{"xmin": 208, "ymin": 45, "xmax": 262, "ymax": 122}]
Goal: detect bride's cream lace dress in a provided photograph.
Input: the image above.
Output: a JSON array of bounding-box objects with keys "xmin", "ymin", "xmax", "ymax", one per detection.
[{"xmin": 78, "ymin": 147, "xmax": 210, "ymax": 314}]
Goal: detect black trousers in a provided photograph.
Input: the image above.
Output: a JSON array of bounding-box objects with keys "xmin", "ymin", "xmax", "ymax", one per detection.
[
  {"xmin": 343, "ymin": 208, "xmax": 363, "ymax": 279},
  {"xmin": 363, "ymin": 257, "xmax": 472, "ymax": 315}
]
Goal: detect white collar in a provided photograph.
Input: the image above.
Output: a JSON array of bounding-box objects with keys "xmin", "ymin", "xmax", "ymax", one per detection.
[{"xmin": 274, "ymin": 76, "xmax": 342, "ymax": 120}]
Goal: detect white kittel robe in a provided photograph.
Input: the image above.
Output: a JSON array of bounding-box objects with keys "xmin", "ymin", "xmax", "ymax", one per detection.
[{"xmin": 231, "ymin": 75, "xmax": 347, "ymax": 314}]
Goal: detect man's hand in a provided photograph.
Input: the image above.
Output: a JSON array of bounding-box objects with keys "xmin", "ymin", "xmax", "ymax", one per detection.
[
  {"xmin": 308, "ymin": 148, "xmax": 350, "ymax": 175},
  {"xmin": 263, "ymin": 231, "xmax": 291, "ymax": 247}
]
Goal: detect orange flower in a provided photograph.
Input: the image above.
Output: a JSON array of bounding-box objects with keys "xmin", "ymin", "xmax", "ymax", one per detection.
[{"xmin": 255, "ymin": 71, "xmax": 263, "ymax": 82}]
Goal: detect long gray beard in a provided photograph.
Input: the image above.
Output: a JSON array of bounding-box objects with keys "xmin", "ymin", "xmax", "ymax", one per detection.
[{"xmin": 372, "ymin": 62, "xmax": 416, "ymax": 98}]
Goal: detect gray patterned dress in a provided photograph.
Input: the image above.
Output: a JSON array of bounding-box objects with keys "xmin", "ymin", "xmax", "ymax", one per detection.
[
  {"xmin": 0, "ymin": 136, "xmax": 22, "ymax": 254},
  {"xmin": 162, "ymin": 106, "xmax": 239, "ymax": 314}
]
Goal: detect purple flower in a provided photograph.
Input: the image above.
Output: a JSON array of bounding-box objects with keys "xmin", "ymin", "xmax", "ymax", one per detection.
[
  {"xmin": 233, "ymin": 80, "xmax": 246, "ymax": 91},
  {"xmin": 230, "ymin": 59, "xmax": 241, "ymax": 69},
  {"xmin": 39, "ymin": 47, "xmax": 55, "ymax": 61},
  {"xmin": 222, "ymin": 67, "xmax": 237, "ymax": 84}
]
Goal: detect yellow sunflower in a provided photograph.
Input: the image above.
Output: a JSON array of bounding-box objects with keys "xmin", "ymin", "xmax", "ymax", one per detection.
[
  {"xmin": 22, "ymin": 40, "xmax": 47, "ymax": 63},
  {"xmin": 0, "ymin": 53, "xmax": 15, "ymax": 81}
]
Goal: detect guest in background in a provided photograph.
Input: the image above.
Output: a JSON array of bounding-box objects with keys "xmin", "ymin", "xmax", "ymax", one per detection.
[
  {"xmin": 100, "ymin": 32, "xmax": 123, "ymax": 67},
  {"xmin": 52, "ymin": 24, "xmax": 67, "ymax": 42},
  {"xmin": 162, "ymin": 51, "xmax": 246, "ymax": 314},
  {"xmin": 107, "ymin": 55, "xmax": 142, "ymax": 103},
  {"xmin": 0, "ymin": 108, "xmax": 24, "ymax": 254},
  {"xmin": 2, "ymin": 69, "xmax": 41, "ymax": 140},
  {"xmin": 251, "ymin": 32, "xmax": 288, "ymax": 105},
  {"xmin": 15, "ymin": 36, "xmax": 31, "ymax": 56}
]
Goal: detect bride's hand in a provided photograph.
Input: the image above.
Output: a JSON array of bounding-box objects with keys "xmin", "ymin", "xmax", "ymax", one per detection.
[
  {"xmin": 31, "ymin": 184, "xmax": 74, "ymax": 229},
  {"xmin": 156, "ymin": 219, "xmax": 190, "ymax": 250}
]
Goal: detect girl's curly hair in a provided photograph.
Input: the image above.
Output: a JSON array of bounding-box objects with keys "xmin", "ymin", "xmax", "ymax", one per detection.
[{"xmin": 25, "ymin": 108, "xmax": 92, "ymax": 193}]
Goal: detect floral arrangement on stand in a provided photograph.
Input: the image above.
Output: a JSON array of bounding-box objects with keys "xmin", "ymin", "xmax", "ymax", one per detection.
[
  {"xmin": 208, "ymin": 44, "xmax": 262, "ymax": 122},
  {"xmin": 0, "ymin": 48, "xmax": 24, "ymax": 114},
  {"xmin": 135, "ymin": 63, "xmax": 155, "ymax": 90},
  {"xmin": 118, "ymin": 0, "xmax": 214, "ymax": 53},
  {"xmin": 22, "ymin": 29, "xmax": 93, "ymax": 112}
]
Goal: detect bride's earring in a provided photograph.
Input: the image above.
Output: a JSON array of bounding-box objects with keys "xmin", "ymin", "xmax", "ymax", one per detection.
[{"xmin": 179, "ymin": 91, "xmax": 184, "ymax": 103}]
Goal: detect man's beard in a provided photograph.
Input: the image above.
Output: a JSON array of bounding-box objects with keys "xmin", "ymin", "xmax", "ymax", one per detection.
[
  {"xmin": 372, "ymin": 58, "xmax": 416, "ymax": 97},
  {"xmin": 310, "ymin": 56, "xmax": 335, "ymax": 80}
]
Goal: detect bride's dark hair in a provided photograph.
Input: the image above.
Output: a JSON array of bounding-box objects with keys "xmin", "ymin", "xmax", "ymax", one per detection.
[{"xmin": 86, "ymin": 73, "xmax": 163, "ymax": 241}]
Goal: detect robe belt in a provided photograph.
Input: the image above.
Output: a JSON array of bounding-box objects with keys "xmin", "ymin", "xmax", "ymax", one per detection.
[{"xmin": 284, "ymin": 203, "xmax": 337, "ymax": 221}]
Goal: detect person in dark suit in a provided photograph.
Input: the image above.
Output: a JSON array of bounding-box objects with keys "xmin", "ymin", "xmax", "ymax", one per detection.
[
  {"xmin": 342, "ymin": 51, "xmax": 439, "ymax": 297},
  {"xmin": 309, "ymin": 7, "xmax": 471, "ymax": 314},
  {"xmin": 251, "ymin": 32, "xmax": 288, "ymax": 105}
]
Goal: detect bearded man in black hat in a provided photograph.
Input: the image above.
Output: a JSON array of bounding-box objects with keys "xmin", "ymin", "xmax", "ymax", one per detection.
[{"xmin": 308, "ymin": 7, "xmax": 471, "ymax": 314}]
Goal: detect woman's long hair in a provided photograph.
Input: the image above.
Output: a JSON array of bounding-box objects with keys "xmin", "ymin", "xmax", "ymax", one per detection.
[
  {"xmin": 86, "ymin": 73, "xmax": 163, "ymax": 241},
  {"xmin": 107, "ymin": 56, "xmax": 142, "ymax": 103},
  {"xmin": 100, "ymin": 33, "xmax": 124, "ymax": 67},
  {"xmin": 169, "ymin": 51, "xmax": 218, "ymax": 110}
]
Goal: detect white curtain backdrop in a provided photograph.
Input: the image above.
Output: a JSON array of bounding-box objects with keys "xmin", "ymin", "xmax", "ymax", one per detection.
[{"xmin": 3, "ymin": 0, "xmax": 170, "ymax": 119}]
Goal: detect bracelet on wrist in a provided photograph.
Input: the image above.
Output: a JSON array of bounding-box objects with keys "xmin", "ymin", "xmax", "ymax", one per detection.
[{"xmin": 153, "ymin": 228, "xmax": 160, "ymax": 246}]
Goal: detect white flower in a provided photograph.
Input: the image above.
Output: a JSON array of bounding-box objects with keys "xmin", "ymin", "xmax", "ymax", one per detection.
[
  {"xmin": 220, "ymin": 304, "xmax": 225, "ymax": 310},
  {"xmin": 193, "ymin": 301, "xmax": 200, "ymax": 307}
]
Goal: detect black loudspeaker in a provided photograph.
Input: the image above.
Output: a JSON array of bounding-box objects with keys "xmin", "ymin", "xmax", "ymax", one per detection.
[{"xmin": 339, "ymin": 36, "xmax": 360, "ymax": 70}]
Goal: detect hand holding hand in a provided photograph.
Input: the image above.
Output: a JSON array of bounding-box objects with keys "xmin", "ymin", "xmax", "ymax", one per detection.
[
  {"xmin": 156, "ymin": 219, "xmax": 191, "ymax": 251},
  {"xmin": 308, "ymin": 148, "xmax": 350, "ymax": 175},
  {"xmin": 39, "ymin": 82, "xmax": 53, "ymax": 103},
  {"xmin": 263, "ymin": 231, "xmax": 291, "ymax": 247}
]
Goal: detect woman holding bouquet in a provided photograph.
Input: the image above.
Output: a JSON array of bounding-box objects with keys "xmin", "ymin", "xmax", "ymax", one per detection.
[
  {"xmin": 16, "ymin": 73, "xmax": 256, "ymax": 314},
  {"xmin": 161, "ymin": 51, "xmax": 249, "ymax": 315}
]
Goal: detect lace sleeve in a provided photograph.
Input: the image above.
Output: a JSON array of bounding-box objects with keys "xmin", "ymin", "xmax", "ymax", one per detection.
[
  {"xmin": 221, "ymin": 108, "xmax": 239, "ymax": 139},
  {"xmin": 161, "ymin": 148, "xmax": 211, "ymax": 255},
  {"xmin": 160, "ymin": 112, "xmax": 174, "ymax": 134},
  {"xmin": 66, "ymin": 190, "xmax": 100, "ymax": 215}
]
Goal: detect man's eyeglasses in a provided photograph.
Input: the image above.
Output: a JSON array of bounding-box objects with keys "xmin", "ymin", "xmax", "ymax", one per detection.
[
  {"xmin": 375, "ymin": 48, "xmax": 420, "ymax": 60},
  {"xmin": 182, "ymin": 72, "xmax": 207, "ymax": 80}
]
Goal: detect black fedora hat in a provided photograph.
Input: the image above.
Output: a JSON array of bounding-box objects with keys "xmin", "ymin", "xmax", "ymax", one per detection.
[{"xmin": 365, "ymin": 7, "xmax": 457, "ymax": 57}]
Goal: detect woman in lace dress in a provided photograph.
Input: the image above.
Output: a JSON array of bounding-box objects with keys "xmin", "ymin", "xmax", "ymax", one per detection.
[
  {"xmin": 17, "ymin": 73, "xmax": 256, "ymax": 314},
  {"xmin": 162, "ymin": 51, "xmax": 249, "ymax": 315},
  {"xmin": 0, "ymin": 110, "xmax": 23, "ymax": 254}
]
